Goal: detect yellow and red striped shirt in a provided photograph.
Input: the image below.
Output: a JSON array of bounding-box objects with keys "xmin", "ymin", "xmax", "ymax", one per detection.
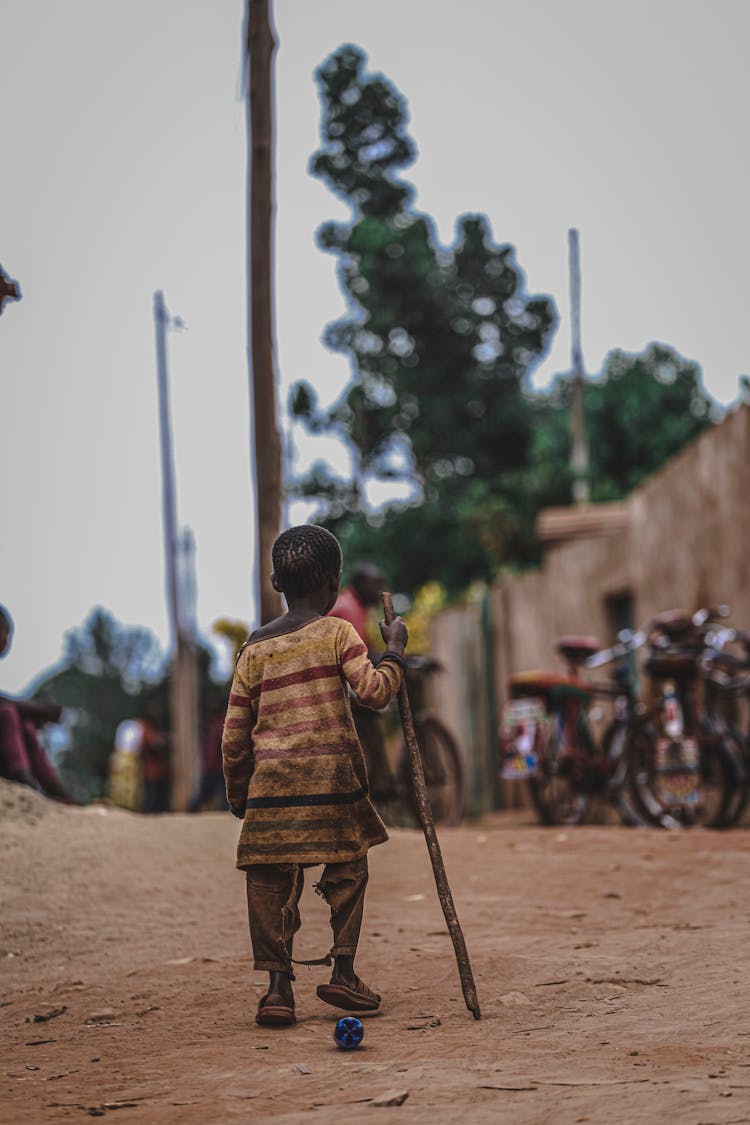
[{"xmin": 222, "ymin": 615, "xmax": 404, "ymax": 868}]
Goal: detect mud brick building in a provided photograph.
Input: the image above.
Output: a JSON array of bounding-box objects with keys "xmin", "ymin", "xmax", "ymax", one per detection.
[{"xmin": 428, "ymin": 404, "xmax": 750, "ymax": 814}]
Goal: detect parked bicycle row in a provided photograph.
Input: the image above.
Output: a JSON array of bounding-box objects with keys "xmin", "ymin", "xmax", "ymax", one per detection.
[{"xmin": 499, "ymin": 605, "xmax": 750, "ymax": 828}]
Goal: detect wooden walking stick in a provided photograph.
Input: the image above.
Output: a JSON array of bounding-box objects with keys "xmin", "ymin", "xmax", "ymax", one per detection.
[{"xmin": 382, "ymin": 592, "xmax": 481, "ymax": 1020}]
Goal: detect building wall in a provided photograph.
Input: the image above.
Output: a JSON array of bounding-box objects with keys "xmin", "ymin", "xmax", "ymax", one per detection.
[
  {"xmin": 428, "ymin": 595, "xmax": 496, "ymax": 816},
  {"xmin": 427, "ymin": 404, "xmax": 750, "ymax": 813},
  {"xmin": 629, "ymin": 403, "xmax": 750, "ymax": 626}
]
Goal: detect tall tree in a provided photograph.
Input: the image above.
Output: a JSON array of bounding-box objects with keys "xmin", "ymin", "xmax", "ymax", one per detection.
[
  {"xmin": 291, "ymin": 47, "xmax": 718, "ymax": 596},
  {"xmin": 246, "ymin": 0, "xmax": 282, "ymax": 623},
  {"xmin": 290, "ymin": 47, "xmax": 557, "ymax": 588}
]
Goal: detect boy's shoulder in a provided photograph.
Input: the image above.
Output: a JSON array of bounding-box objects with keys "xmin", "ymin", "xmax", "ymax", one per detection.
[{"xmin": 240, "ymin": 614, "xmax": 352, "ymax": 657}]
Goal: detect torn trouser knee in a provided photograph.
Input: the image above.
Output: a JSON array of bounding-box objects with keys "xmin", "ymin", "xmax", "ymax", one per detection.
[
  {"xmin": 245, "ymin": 863, "xmax": 303, "ymax": 975},
  {"xmin": 314, "ymin": 857, "xmax": 369, "ymax": 958}
]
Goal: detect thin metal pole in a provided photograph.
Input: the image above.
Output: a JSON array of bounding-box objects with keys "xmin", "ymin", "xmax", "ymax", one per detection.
[
  {"xmin": 153, "ymin": 291, "xmax": 181, "ymax": 644},
  {"xmin": 382, "ymin": 592, "xmax": 481, "ymax": 1020},
  {"xmin": 152, "ymin": 291, "xmax": 200, "ymax": 811},
  {"xmin": 568, "ymin": 229, "xmax": 590, "ymax": 504}
]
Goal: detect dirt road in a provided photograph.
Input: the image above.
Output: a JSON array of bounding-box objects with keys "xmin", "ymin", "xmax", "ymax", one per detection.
[{"xmin": 2, "ymin": 779, "xmax": 750, "ymax": 1123}]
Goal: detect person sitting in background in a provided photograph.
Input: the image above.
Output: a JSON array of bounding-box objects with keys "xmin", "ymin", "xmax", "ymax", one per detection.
[{"xmin": 0, "ymin": 604, "xmax": 76, "ymax": 803}]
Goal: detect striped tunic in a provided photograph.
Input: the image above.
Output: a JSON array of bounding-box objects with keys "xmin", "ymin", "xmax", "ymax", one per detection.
[{"xmin": 222, "ymin": 615, "xmax": 405, "ymax": 869}]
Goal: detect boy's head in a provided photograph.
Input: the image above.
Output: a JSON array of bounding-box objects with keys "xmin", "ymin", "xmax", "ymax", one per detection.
[{"xmin": 271, "ymin": 525, "xmax": 342, "ymax": 602}]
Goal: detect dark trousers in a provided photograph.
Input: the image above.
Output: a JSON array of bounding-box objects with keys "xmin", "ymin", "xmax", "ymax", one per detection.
[
  {"xmin": 188, "ymin": 771, "xmax": 228, "ymax": 812},
  {"xmin": 245, "ymin": 857, "xmax": 368, "ymax": 975},
  {"xmin": 142, "ymin": 778, "xmax": 170, "ymax": 814}
]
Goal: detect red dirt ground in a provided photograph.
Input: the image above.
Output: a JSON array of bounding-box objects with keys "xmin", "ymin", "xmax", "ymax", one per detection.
[{"xmin": 3, "ymin": 778, "xmax": 750, "ymax": 1124}]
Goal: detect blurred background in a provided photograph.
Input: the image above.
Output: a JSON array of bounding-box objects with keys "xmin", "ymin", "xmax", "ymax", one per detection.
[{"xmin": 2, "ymin": 0, "xmax": 749, "ymax": 807}]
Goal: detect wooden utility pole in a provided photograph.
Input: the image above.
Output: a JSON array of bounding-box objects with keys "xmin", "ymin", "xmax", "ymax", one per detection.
[
  {"xmin": 153, "ymin": 290, "xmax": 201, "ymax": 811},
  {"xmin": 246, "ymin": 0, "xmax": 283, "ymax": 623},
  {"xmin": 568, "ymin": 228, "xmax": 590, "ymax": 504}
]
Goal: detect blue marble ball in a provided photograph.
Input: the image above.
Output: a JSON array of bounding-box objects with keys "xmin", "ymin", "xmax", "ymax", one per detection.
[{"xmin": 333, "ymin": 1016, "xmax": 364, "ymax": 1050}]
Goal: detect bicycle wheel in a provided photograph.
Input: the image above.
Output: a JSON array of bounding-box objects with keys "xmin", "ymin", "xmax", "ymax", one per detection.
[
  {"xmin": 600, "ymin": 721, "xmax": 650, "ymax": 827},
  {"xmin": 396, "ymin": 716, "xmax": 464, "ymax": 826},
  {"xmin": 624, "ymin": 724, "xmax": 736, "ymax": 828},
  {"xmin": 710, "ymin": 726, "xmax": 747, "ymax": 828},
  {"xmin": 527, "ymin": 713, "xmax": 591, "ymax": 826}
]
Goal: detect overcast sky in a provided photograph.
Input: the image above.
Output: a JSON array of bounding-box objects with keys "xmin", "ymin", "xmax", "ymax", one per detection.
[{"xmin": 2, "ymin": 0, "xmax": 748, "ymax": 691}]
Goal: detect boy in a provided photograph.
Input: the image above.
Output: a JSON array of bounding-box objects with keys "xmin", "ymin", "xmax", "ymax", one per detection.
[{"xmin": 222, "ymin": 525, "xmax": 408, "ymax": 1027}]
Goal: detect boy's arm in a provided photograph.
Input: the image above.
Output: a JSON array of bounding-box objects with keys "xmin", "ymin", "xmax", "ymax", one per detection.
[
  {"xmin": 221, "ymin": 658, "xmax": 256, "ymax": 814},
  {"xmin": 338, "ymin": 620, "xmax": 408, "ymax": 710}
]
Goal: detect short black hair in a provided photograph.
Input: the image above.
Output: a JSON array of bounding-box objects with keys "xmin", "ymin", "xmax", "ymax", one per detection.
[
  {"xmin": 351, "ymin": 562, "xmax": 384, "ymax": 586},
  {"xmin": 272, "ymin": 525, "xmax": 342, "ymax": 598}
]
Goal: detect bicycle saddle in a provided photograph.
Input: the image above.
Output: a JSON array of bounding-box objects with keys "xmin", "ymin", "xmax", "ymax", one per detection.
[
  {"xmin": 509, "ymin": 671, "xmax": 592, "ymax": 700},
  {"xmin": 708, "ymin": 649, "xmax": 747, "ymax": 672},
  {"xmin": 651, "ymin": 610, "xmax": 693, "ymax": 640},
  {"xmin": 556, "ymin": 635, "xmax": 600, "ymax": 667}
]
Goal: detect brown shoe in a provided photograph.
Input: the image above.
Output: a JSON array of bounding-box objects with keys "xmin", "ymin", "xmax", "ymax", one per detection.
[
  {"xmin": 255, "ymin": 993, "xmax": 296, "ymax": 1027},
  {"xmin": 316, "ymin": 976, "xmax": 381, "ymax": 1013}
]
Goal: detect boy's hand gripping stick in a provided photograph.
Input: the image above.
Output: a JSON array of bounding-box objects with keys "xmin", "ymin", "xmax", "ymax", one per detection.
[{"xmin": 382, "ymin": 592, "xmax": 481, "ymax": 1020}]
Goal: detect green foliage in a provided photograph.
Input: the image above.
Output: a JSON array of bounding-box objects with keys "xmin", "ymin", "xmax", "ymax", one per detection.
[
  {"xmin": 333, "ymin": 490, "xmax": 497, "ymax": 597},
  {"xmin": 294, "ymin": 46, "xmax": 719, "ymax": 598},
  {"xmin": 310, "ymin": 45, "xmax": 414, "ymax": 219},
  {"xmin": 32, "ymin": 608, "xmax": 167, "ymax": 801},
  {"xmin": 585, "ymin": 344, "xmax": 713, "ymax": 497},
  {"xmin": 61, "ymin": 607, "xmax": 165, "ymax": 693},
  {"xmin": 533, "ymin": 343, "xmax": 714, "ymax": 502},
  {"xmin": 32, "ymin": 609, "xmax": 228, "ymax": 801}
]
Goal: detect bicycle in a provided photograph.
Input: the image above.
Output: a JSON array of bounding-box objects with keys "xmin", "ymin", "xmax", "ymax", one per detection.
[
  {"xmin": 699, "ymin": 624, "xmax": 750, "ymax": 827},
  {"xmin": 354, "ymin": 655, "xmax": 465, "ymax": 827},
  {"xmin": 594, "ymin": 608, "xmax": 739, "ymax": 829},
  {"xmin": 500, "ymin": 635, "xmax": 646, "ymax": 826}
]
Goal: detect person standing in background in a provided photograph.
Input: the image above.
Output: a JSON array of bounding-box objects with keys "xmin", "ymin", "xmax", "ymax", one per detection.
[
  {"xmin": 328, "ymin": 564, "xmax": 396, "ymax": 804},
  {"xmin": 138, "ymin": 698, "xmax": 171, "ymax": 813},
  {"xmin": 329, "ymin": 563, "xmax": 385, "ymax": 650}
]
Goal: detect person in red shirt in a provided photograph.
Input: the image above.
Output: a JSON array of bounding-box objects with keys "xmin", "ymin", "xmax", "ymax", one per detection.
[
  {"xmin": 189, "ymin": 694, "xmax": 228, "ymax": 812},
  {"xmin": 0, "ymin": 604, "xmax": 75, "ymax": 803},
  {"xmin": 328, "ymin": 564, "xmax": 395, "ymax": 803},
  {"xmin": 329, "ymin": 563, "xmax": 385, "ymax": 648}
]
